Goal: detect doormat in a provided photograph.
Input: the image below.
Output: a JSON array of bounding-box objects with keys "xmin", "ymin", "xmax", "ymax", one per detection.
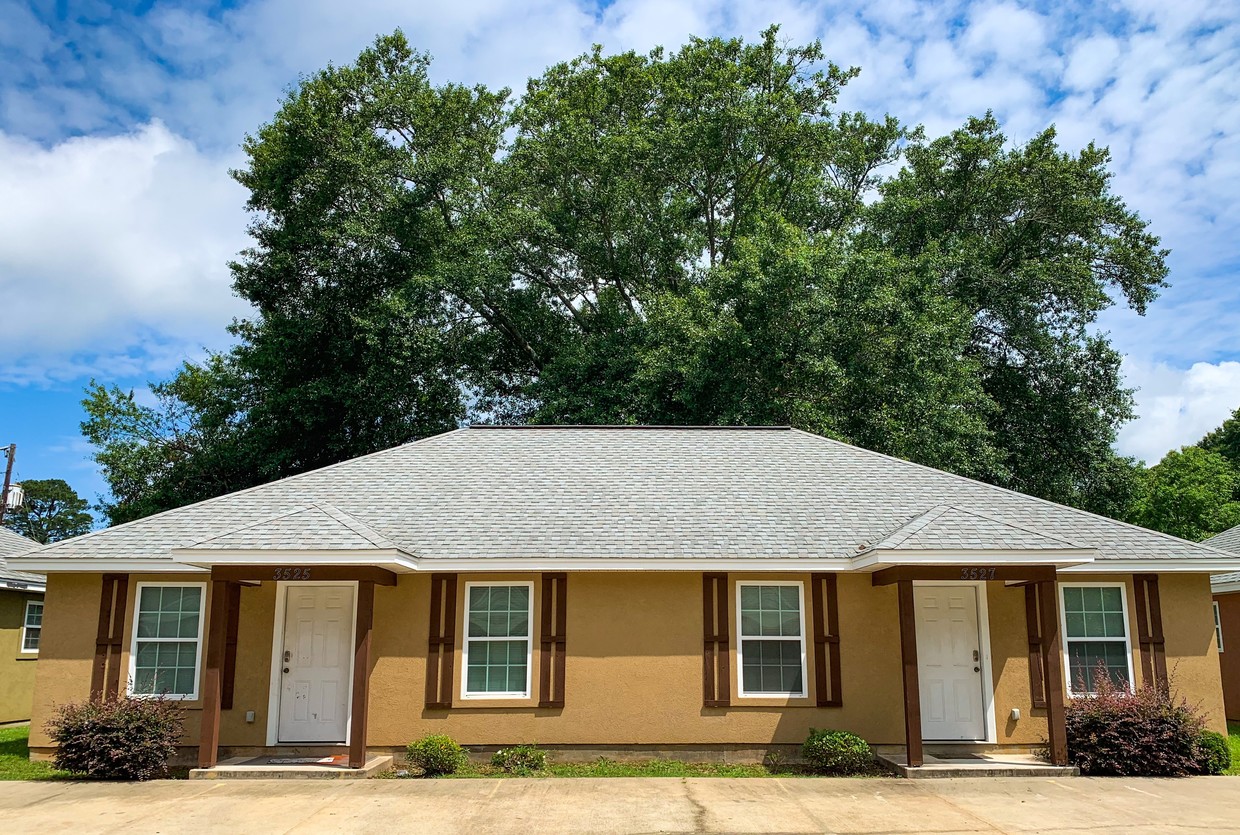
[{"xmin": 265, "ymin": 755, "xmax": 350, "ymax": 766}]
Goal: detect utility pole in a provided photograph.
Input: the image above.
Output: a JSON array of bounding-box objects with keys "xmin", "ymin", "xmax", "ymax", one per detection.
[{"xmin": 0, "ymin": 444, "xmax": 14, "ymax": 524}]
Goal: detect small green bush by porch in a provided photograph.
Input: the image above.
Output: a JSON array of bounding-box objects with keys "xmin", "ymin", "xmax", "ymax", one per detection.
[
  {"xmin": 491, "ymin": 744, "xmax": 547, "ymax": 774},
  {"xmin": 1195, "ymin": 730, "xmax": 1230, "ymax": 775},
  {"xmin": 47, "ymin": 696, "xmax": 185, "ymax": 781},
  {"xmin": 802, "ymin": 729, "xmax": 873, "ymax": 775},
  {"xmin": 406, "ymin": 734, "xmax": 467, "ymax": 776}
]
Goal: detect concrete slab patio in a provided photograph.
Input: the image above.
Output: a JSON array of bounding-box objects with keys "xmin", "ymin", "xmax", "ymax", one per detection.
[{"xmin": 1, "ymin": 775, "xmax": 1238, "ymax": 834}]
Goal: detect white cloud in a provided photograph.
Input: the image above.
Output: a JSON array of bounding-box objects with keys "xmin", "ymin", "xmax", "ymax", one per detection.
[
  {"xmin": 0, "ymin": 121, "xmax": 250, "ymax": 383},
  {"xmin": 1, "ymin": 0, "xmax": 1239, "ymax": 467},
  {"xmin": 1117, "ymin": 360, "xmax": 1240, "ymax": 464}
]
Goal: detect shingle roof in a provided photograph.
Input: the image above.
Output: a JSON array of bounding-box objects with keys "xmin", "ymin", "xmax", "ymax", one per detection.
[
  {"xmin": 184, "ymin": 503, "xmax": 402, "ymax": 552},
  {"xmin": 862, "ymin": 505, "xmax": 1087, "ymax": 553},
  {"xmin": 0, "ymin": 527, "xmax": 45, "ymax": 589},
  {"xmin": 1205, "ymin": 525, "xmax": 1240, "ymax": 587},
  {"xmin": 15, "ymin": 426, "xmax": 1238, "ymax": 567}
]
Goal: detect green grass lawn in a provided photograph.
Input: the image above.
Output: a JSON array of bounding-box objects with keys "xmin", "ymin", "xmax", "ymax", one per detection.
[
  {"xmin": 0, "ymin": 726, "xmax": 69, "ymax": 781},
  {"xmin": 1227, "ymin": 722, "xmax": 1240, "ymax": 776},
  {"xmin": 382, "ymin": 756, "xmax": 888, "ymax": 779}
]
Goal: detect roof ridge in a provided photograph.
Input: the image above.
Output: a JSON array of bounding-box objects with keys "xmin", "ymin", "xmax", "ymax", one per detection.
[
  {"xmin": 310, "ymin": 502, "xmax": 398, "ymax": 550},
  {"xmin": 28, "ymin": 428, "xmax": 471, "ymax": 555},
  {"xmin": 935, "ymin": 504, "xmax": 1085, "ymax": 549},
  {"xmin": 870, "ymin": 505, "xmax": 952, "ymax": 550},
  {"xmin": 787, "ymin": 428, "xmax": 1239, "ymax": 560}
]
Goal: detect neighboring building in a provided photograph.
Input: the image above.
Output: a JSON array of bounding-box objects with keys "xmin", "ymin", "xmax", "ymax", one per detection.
[
  {"xmin": 1207, "ymin": 524, "xmax": 1240, "ymax": 720},
  {"xmin": 10, "ymin": 426, "xmax": 1236, "ymax": 771},
  {"xmin": 0, "ymin": 527, "xmax": 44, "ymax": 724}
]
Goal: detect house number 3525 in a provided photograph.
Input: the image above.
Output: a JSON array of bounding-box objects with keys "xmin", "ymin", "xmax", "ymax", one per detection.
[
  {"xmin": 959, "ymin": 567, "xmax": 997, "ymax": 580},
  {"xmin": 274, "ymin": 567, "xmax": 312, "ymax": 580}
]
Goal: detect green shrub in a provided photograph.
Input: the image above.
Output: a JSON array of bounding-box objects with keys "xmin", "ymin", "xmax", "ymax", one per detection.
[
  {"xmin": 1064, "ymin": 668, "xmax": 1206, "ymax": 776},
  {"xmin": 1195, "ymin": 730, "xmax": 1231, "ymax": 775},
  {"xmin": 406, "ymin": 734, "xmax": 467, "ymax": 776},
  {"xmin": 491, "ymin": 744, "xmax": 547, "ymax": 774},
  {"xmin": 802, "ymin": 728, "xmax": 872, "ymax": 775},
  {"xmin": 47, "ymin": 696, "xmax": 185, "ymax": 780}
]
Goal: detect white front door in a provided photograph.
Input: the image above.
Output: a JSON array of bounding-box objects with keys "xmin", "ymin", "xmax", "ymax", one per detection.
[
  {"xmin": 915, "ymin": 585, "xmax": 986, "ymax": 741},
  {"xmin": 278, "ymin": 585, "xmax": 354, "ymax": 743}
]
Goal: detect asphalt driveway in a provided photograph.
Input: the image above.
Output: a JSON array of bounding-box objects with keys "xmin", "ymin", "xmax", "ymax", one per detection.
[{"xmin": 1, "ymin": 775, "xmax": 1238, "ymax": 834}]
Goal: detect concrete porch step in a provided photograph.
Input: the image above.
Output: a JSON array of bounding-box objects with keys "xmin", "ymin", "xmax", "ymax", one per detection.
[
  {"xmin": 189, "ymin": 754, "xmax": 393, "ymax": 780},
  {"xmin": 876, "ymin": 751, "xmax": 1079, "ymax": 779}
]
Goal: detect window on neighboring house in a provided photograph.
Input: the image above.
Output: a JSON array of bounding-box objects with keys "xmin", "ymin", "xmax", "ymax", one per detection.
[
  {"xmin": 1216, "ymin": 601, "xmax": 1225, "ymax": 653},
  {"xmin": 462, "ymin": 583, "xmax": 532, "ymax": 698},
  {"xmin": 737, "ymin": 582, "xmax": 807, "ymax": 698},
  {"xmin": 21, "ymin": 600, "xmax": 42, "ymax": 653},
  {"xmin": 130, "ymin": 584, "xmax": 204, "ymax": 699},
  {"xmin": 1061, "ymin": 584, "xmax": 1133, "ymax": 695}
]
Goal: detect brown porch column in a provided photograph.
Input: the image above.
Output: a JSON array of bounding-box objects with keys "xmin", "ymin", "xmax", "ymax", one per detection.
[
  {"xmin": 349, "ymin": 580, "xmax": 376, "ymax": 769},
  {"xmin": 198, "ymin": 578, "xmax": 230, "ymax": 769},
  {"xmin": 897, "ymin": 579, "xmax": 923, "ymax": 767},
  {"xmin": 1037, "ymin": 576, "xmax": 1068, "ymax": 766}
]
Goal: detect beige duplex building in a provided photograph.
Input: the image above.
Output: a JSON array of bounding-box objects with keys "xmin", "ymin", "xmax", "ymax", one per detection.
[{"xmin": 11, "ymin": 426, "xmax": 1235, "ymax": 773}]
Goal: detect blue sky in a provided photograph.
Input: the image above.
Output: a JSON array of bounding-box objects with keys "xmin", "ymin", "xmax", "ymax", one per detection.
[{"xmin": 1, "ymin": 0, "xmax": 1239, "ymax": 513}]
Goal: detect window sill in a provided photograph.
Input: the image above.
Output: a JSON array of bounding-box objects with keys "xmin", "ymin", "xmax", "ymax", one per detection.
[{"xmin": 14, "ymin": 654, "xmax": 38, "ymax": 661}]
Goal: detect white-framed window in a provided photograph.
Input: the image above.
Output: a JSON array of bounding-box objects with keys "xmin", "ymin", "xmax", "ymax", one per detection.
[
  {"xmin": 1060, "ymin": 583, "xmax": 1134, "ymax": 695},
  {"xmin": 20, "ymin": 600, "xmax": 42, "ymax": 653},
  {"xmin": 736, "ymin": 581, "xmax": 808, "ymax": 698},
  {"xmin": 461, "ymin": 582, "xmax": 533, "ymax": 699},
  {"xmin": 1215, "ymin": 601, "xmax": 1225, "ymax": 653},
  {"xmin": 129, "ymin": 583, "xmax": 206, "ymax": 700}
]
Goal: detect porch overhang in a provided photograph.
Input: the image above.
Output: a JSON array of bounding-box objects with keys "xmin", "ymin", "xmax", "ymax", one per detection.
[{"xmin": 853, "ymin": 547, "xmax": 1097, "ymax": 574}]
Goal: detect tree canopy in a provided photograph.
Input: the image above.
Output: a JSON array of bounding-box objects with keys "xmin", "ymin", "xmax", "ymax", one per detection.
[
  {"xmin": 2, "ymin": 478, "xmax": 93, "ymax": 544},
  {"xmin": 83, "ymin": 28, "xmax": 1170, "ymax": 526}
]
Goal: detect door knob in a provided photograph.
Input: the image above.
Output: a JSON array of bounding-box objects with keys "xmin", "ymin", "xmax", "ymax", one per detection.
[
  {"xmin": 974, "ymin": 666, "xmax": 980, "ymax": 672},
  {"xmin": 283, "ymin": 667, "xmax": 290, "ymax": 674}
]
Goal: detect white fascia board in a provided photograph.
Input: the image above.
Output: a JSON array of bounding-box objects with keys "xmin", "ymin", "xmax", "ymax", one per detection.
[
  {"xmin": 1058, "ymin": 560, "xmax": 1240, "ymax": 574},
  {"xmin": 1212, "ymin": 582, "xmax": 1240, "ymax": 595},
  {"xmin": 849, "ymin": 548, "xmax": 1097, "ymax": 571},
  {"xmin": 401, "ymin": 557, "xmax": 856, "ymax": 572},
  {"xmin": 9, "ymin": 558, "xmax": 207, "ymax": 573},
  {"xmin": 0, "ymin": 578, "xmax": 45, "ymax": 592}
]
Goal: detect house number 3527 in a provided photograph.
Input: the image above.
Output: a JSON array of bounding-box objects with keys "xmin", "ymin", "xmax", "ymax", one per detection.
[
  {"xmin": 960, "ymin": 567, "xmax": 997, "ymax": 580},
  {"xmin": 274, "ymin": 567, "xmax": 312, "ymax": 580}
]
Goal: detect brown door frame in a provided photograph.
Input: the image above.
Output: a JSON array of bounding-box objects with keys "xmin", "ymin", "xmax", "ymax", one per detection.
[
  {"xmin": 197, "ymin": 565, "xmax": 395, "ymax": 770},
  {"xmin": 874, "ymin": 564, "xmax": 1067, "ymax": 767}
]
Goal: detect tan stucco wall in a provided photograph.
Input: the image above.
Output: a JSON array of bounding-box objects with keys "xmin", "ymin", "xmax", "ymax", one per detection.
[
  {"xmin": 0, "ymin": 588, "xmax": 42, "ymax": 724},
  {"xmin": 28, "ymin": 569, "xmax": 1228, "ymax": 753}
]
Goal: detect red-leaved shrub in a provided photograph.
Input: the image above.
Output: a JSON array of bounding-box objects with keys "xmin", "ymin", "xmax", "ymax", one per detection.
[
  {"xmin": 47, "ymin": 696, "xmax": 185, "ymax": 780},
  {"xmin": 1064, "ymin": 667, "xmax": 1207, "ymax": 777}
]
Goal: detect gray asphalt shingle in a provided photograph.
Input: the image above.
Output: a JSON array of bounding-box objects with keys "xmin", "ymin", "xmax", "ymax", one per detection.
[
  {"xmin": 0, "ymin": 527, "xmax": 44, "ymax": 586},
  {"xmin": 16, "ymin": 426, "xmax": 1238, "ymax": 566}
]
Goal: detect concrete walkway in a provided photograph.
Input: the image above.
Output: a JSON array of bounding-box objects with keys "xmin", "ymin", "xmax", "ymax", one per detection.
[{"xmin": 1, "ymin": 775, "xmax": 1239, "ymax": 834}]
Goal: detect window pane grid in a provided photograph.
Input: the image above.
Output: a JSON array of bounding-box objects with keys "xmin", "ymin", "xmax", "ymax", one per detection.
[
  {"xmin": 464, "ymin": 584, "xmax": 531, "ymax": 696},
  {"xmin": 131, "ymin": 585, "xmax": 202, "ymax": 698},
  {"xmin": 22, "ymin": 602, "xmax": 42, "ymax": 652},
  {"xmin": 738, "ymin": 584, "xmax": 805, "ymax": 696},
  {"xmin": 1062, "ymin": 585, "xmax": 1130, "ymax": 694}
]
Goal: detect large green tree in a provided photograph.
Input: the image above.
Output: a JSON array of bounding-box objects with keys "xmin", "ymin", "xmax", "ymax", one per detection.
[
  {"xmin": 2, "ymin": 479, "xmax": 93, "ymax": 544},
  {"xmin": 1127, "ymin": 447, "xmax": 1240, "ymax": 541},
  {"xmin": 83, "ymin": 28, "xmax": 1169, "ymax": 524}
]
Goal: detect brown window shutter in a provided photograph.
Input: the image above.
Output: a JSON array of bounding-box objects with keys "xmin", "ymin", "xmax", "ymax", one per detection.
[
  {"xmin": 539, "ymin": 573, "xmax": 567, "ymax": 708},
  {"xmin": 1134, "ymin": 575, "xmax": 1168, "ymax": 689},
  {"xmin": 425, "ymin": 573, "xmax": 458, "ymax": 709},
  {"xmin": 702, "ymin": 572, "xmax": 730, "ymax": 707},
  {"xmin": 810, "ymin": 573, "xmax": 843, "ymax": 707},
  {"xmin": 91, "ymin": 573, "xmax": 129, "ymax": 701},
  {"xmin": 1024, "ymin": 584, "xmax": 1047, "ymax": 708},
  {"xmin": 221, "ymin": 581, "xmax": 242, "ymax": 711}
]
